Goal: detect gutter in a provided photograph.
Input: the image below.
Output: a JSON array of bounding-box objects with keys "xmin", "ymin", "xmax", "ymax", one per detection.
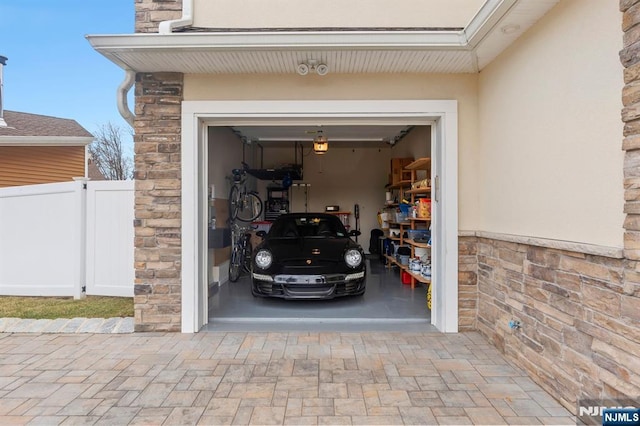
[
  {"xmin": 114, "ymin": 0, "xmax": 194, "ymax": 127},
  {"xmin": 88, "ymin": 31, "xmax": 467, "ymax": 52}
]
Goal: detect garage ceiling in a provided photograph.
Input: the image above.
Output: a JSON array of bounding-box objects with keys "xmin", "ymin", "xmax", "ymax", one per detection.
[{"xmin": 230, "ymin": 124, "xmax": 415, "ymax": 148}]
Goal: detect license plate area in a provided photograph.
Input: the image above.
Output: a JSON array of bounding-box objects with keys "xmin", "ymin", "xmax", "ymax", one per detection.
[{"xmin": 275, "ymin": 275, "xmax": 325, "ymax": 284}]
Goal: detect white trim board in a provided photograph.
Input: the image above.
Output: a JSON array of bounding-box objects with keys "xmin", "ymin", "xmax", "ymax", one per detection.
[{"xmin": 181, "ymin": 100, "xmax": 458, "ymax": 333}]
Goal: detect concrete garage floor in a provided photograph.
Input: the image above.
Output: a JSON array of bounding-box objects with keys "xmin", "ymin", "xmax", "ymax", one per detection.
[{"xmin": 206, "ymin": 258, "xmax": 433, "ymax": 332}]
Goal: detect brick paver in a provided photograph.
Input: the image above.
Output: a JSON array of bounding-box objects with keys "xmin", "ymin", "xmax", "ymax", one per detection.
[
  {"xmin": 0, "ymin": 331, "xmax": 576, "ymax": 425},
  {"xmin": 0, "ymin": 317, "xmax": 134, "ymax": 334}
]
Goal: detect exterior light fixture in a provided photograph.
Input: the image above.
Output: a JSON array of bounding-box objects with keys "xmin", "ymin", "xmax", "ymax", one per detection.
[
  {"xmin": 313, "ymin": 131, "xmax": 328, "ymax": 154},
  {"xmin": 296, "ymin": 63, "xmax": 310, "ymax": 76},
  {"xmin": 297, "ymin": 60, "xmax": 329, "ymax": 76}
]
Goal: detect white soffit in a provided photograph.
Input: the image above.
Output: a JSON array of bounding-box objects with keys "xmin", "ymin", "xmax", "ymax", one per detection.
[
  {"xmin": 473, "ymin": 0, "xmax": 560, "ymax": 69},
  {"xmin": 86, "ymin": 0, "xmax": 560, "ymax": 74}
]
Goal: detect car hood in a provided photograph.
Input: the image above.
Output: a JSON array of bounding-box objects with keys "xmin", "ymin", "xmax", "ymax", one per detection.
[{"xmin": 261, "ymin": 237, "xmax": 359, "ymax": 261}]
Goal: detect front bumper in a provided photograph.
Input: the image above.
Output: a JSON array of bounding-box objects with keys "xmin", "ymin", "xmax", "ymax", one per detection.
[{"xmin": 252, "ymin": 271, "xmax": 366, "ymax": 299}]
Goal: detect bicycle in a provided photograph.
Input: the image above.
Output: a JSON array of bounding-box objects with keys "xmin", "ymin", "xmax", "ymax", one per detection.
[
  {"xmin": 228, "ymin": 222, "xmax": 254, "ymax": 282},
  {"xmin": 229, "ymin": 167, "xmax": 263, "ymax": 222}
]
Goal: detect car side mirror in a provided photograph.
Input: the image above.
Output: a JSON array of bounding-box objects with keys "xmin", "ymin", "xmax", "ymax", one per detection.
[
  {"xmin": 256, "ymin": 230, "xmax": 267, "ymax": 238},
  {"xmin": 349, "ymin": 230, "xmax": 361, "ymax": 237}
]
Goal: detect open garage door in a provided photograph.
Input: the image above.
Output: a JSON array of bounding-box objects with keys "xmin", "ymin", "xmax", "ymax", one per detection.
[
  {"xmin": 206, "ymin": 124, "xmax": 433, "ymax": 330},
  {"xmin": 181, "ymin": 100, "xmax": 458, "ymax": 333}
]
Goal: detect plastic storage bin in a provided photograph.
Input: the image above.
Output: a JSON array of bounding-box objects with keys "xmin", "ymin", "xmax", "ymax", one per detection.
[
  {"xmin": 406, "ymin": 229, "xmax": 429, "ymax": 240},
  {"xmin": 395, "ymin": 212, "xmax": 407, "ymax": 223}
]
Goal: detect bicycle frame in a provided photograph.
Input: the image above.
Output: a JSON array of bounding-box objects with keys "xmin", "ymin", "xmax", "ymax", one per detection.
[{"xmin": 229, "ymin": 222, "xmax": 253, "ymax": 282}]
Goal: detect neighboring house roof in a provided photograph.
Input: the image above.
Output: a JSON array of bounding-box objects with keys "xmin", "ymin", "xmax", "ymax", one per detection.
[
  {"xmin": 0, "ymin": 110, "xmax": 94, "ymax": 146},
  {"xmin": 87, "ymin": 157, "xmax": 106, "ymax": 180}
]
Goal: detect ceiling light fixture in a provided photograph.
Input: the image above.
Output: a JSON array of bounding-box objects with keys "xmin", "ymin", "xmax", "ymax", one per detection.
[
  {"xmin": 313, "ymin": 130, "xmax": 328, "ymax": 154},
  {"xmin": 297, "ymin": 59, "xmax": 329, "ymax": 76}
]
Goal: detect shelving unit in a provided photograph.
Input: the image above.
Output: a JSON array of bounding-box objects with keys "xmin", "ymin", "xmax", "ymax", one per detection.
[
  {"xmin": 327, "ymin": 211, "xmax": 351, "ymax": 229},
  {"xmin": 405, "ymin": 158, "xmax": 432, "ymax": 288},
  {"xmin": 264, "ymin": 186, "xmax": 289, "ymax": 221},
  {"xmin": 383, "ymin": 157, "xmax": 432, "ymax": 289}
]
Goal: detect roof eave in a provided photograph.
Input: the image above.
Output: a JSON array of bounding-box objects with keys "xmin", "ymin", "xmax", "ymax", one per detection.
[{"xmin": 86, "ymin": 30, "xmax": 471, "ymax": 73}]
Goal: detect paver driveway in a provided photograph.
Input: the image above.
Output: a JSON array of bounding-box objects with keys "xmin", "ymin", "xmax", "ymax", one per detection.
[{"xmin": 0, "ymin": 331, "xmax": 575, "ymax": 425}]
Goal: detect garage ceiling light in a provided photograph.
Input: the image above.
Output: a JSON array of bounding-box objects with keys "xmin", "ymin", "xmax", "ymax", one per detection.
[{"xmin": 313, "ymin": 131, "xmax": 328, "ymax": 154}]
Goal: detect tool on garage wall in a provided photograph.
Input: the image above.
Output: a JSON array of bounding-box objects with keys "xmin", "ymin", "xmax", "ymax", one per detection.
[
  {"xmin": 291, "ymin": 183, "xmax": 310, "ymax": 212},
  {"xmin": 354, "ymin": 203, "xmax": 360, "ymax": 242}
]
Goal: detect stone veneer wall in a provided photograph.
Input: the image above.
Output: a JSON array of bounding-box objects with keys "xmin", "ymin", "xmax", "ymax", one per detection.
[
  {"xmin": 133, "ymin": 72, "xmax": 184, "ymax": 332},
  {"xmin": 458, "ymin": 236, "xmax": 478, "ymax": 331},
  {"xmin": 135, "ymin": 0, "xmax": 183, "ymax": 33},
  {"xmin": 475, "ymin": 236, "xmax": 640, "ymax": 410}
]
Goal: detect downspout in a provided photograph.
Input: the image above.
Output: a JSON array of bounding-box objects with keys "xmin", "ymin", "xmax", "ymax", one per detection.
[
  {"xmin": 0, "ymin": 55, "xmax": 7, "ymax": 127},
  {"xmin": 158, "ymin": 0, "xmax": 194, "ymax": 34},
  {"xmin": 115, "ymin": 0, "xmax": 193, "ymax": 126},
  {"xmin": 117, "ymin": 69, "xmax": 136, "ymax": 128}
]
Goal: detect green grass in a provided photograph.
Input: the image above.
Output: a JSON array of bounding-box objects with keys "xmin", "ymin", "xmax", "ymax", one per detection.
[{"xmin": 0, "ymin": 296, "xmax": 134, "ymax": 319}]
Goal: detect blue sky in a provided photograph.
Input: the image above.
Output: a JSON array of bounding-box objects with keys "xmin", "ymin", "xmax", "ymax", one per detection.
[{"xmin": 0, "ymin": 1, "xmax": 134, "ymax": 140}]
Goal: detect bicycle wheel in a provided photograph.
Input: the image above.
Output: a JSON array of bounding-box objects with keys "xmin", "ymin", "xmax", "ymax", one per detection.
[
  {"xmin": 235, "ymin": 192, "xmax": 263, "ymax": 222},
  {"xmin": 228, "ymin": 185, "xmax": 241, "ymax": 222},
  {"xmin": 229, "ymin": 246, "xmax": 241, "ymax": 282}
]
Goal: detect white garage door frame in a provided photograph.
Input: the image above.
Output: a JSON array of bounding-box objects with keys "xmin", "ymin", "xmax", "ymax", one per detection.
[{"xmin": 181, "ymin": 100, "xmax": 458, "ymax": 333}]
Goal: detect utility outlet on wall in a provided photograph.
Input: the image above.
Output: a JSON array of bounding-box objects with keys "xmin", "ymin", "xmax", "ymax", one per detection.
[{"xmin": 509, "ymin": 319, "xmax": 522, "ymax": 330}]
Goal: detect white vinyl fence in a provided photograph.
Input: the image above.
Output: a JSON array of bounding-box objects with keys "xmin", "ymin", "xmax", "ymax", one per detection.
[{"xmin": 0, "ymin": 179, "xmax": 134, "ymax": 298}]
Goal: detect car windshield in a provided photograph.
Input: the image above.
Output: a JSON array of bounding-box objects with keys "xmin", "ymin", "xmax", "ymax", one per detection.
[{"xmin": 268, "ymin": 215, "xmax": 348, "ymax": 238}]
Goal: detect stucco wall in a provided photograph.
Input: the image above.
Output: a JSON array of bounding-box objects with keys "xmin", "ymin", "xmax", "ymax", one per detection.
[
  {"xmin": 184, "ymin": 73, "xmax": 479, "ymax": 231},
  {"xmin": 193, "ymin": 0, "xmax": 483, "ymax": 29},
  {"xmin": 477, "ymin": 0, "xmax": 624, "ymax": 249}
]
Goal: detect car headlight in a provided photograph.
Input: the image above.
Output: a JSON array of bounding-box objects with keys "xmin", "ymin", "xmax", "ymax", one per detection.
[
  {"xmin": 345, "ymin": 249, "xmax": 363, "ymax": 268},
  {"xmin": 255, "ymin": 249, "xmax": 273, "ymax": 269}
]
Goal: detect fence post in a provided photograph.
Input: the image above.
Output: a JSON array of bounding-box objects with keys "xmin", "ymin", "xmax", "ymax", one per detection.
[{"xmin": 73, "ymin": 177, "xmax": 89, "ymax": 300}]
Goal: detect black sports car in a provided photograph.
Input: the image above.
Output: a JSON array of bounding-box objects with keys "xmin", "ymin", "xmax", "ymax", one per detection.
[{"xmin": 251, "ymin": 213, "xmax": 366, "ymax": 299}]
